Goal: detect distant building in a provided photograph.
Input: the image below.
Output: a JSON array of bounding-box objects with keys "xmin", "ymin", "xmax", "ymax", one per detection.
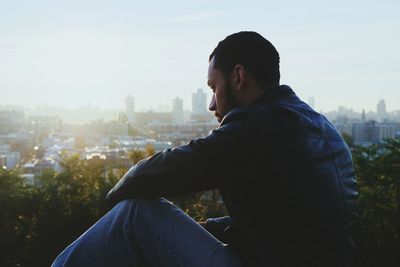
[
  {"xmin": 361, "ymin": 109, "xmax": 366, "ymax": 122},
  {"xmin": 96, "ymin": 121, "xmax": 128, "ymax": 136},
  {"xmin": 21, "ymin": 158, "xmax": 57, "ymax": 186},
  {"xmin": 352, "ymin": 121, "xmax": 396, "ymax": 145},
  {"xmin": 28, "ymin": 115, "xmax": 60, "ymax": 130},
  {"xmin": 0, "ymin": 144, "xmax": 11, "ymax": 154},
  {"xmin": 192, "ymin": 88, "xmax": 207, "ymax": 115},
  {"xmin": 172, "ymin": 97, "xmax": 184, "ymax": 124},
  {"xmin": 376, "ymin": 99, "xmax": 388, "ymax": 122},
  {"xmin": 0, "ymin": 151, "xmax": 20, "ymax": 169},
  {"xmin": 0, "ymin": 110, "xmax": 25, "ymax": 134},
  {"xmin": 148, "ymin": 122, "xmax": 219, "ymax": 143},
  {"xmin": 377, "ymin": 99, "xmax": 386, "ymax": 115},
  {"xmin": 191, "ymin": 88, "xmax": 213, "ymax": 122},
  {"xmin": 126, "ymin": 96, "xmax": 135, "ymax": 125},
  {"xmin": 335, "ymin": 124, "xmax": 352, "ymax": 136},
  {"xmin": 61, "ymin": 121, "xmax": 129, "ymax": 137},
  {"xmin": 28, "ymin": 115, "xmax": 61, "ymax": 138},
  {"xmin": 134, "ymin": 111, "xmax": 172, "ymax": 126}
]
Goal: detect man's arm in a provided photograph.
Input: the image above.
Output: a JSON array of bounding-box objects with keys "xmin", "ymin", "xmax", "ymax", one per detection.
[{"xmin": 106, "ymin": 111, "xmax": 254, "ymax": 207}]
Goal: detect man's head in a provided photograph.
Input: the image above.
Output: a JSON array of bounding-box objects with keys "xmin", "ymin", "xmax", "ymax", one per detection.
[{"xmin": 207, "ymin": 31, "xmax": 280, "ymax": 122}]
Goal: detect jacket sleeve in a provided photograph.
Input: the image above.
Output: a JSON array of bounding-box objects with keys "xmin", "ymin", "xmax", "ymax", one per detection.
[{"xmin": 106, "ymin": 111, "xmax": 254, "ymax": 207}]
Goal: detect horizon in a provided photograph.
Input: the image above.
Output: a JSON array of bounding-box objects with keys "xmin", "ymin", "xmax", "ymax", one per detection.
[
  {"xmin": 1, "ymin": 0, "xmax": 399, "ymax": 112},
  {"xmin": 0, "ymin": 95, "xmax": 398, "ymax": 114}
]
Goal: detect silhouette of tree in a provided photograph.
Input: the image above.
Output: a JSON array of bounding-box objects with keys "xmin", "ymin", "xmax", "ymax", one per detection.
[
  {"xmin": 1, "ymin": 139, "xmax": 400, "ymax": 266},
  {"xmin": 353, "ymin": 139, "xmax": 400, "ymax": 267},
  {"xmin": 128, "ymin": 149, "xmax": 146, "ymax": 164}
]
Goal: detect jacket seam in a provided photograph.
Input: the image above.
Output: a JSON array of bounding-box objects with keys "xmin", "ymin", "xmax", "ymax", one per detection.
[{"xmin": 326, "ymin": 140, "xmax": 347, "ymax": 211}]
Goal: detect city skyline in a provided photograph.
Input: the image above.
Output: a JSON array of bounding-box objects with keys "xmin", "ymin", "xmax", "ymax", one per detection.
[
  {"xmin": 1, "ymin": 1, "xmax": 399, "ymax": 112},
  {"xmin": 1, "ymin": 93, "xmax": 399, "ymax": 114}
]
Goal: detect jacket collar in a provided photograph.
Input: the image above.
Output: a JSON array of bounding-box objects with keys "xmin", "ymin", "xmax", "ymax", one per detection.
[{"xmin": 252, "ymin": 85, "xmax": 295, "ymax": 105}]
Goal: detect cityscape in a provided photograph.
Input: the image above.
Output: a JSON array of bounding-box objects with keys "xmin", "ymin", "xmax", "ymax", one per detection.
[
  {"xmin": 0, "ymin": 88, "xmax": 218, "ymax": 186},
  {"xmin": 1, "ymin": 1, "xmax": 399, "ymax": 265},
  {"xmin": 1, "ymin": 86, "xmax": 399, "ymax": 188}
]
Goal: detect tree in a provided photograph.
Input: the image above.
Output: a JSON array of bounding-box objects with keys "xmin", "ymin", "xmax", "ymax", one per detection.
[
  {"xmin": 341, "ymin": 131, "xmax": 355, "ymax": 148},
  {"xmin": 3, "ymin": 139, "xmax": 400, "ymax": 266},
  {"xmin": 0, "ymin": 169, "xmax": 40, "ymax": 266},
  {"xmin": 172, "ymin": 190, "xmax": 227, "ymax": 222},
  {"xmin": 128, "ymin": 145, "xmax": 156, "ymax": 164},
  {"xmin": 353, "ymin": 139, "xmax": 400, "ymax": 267},
  {"xmin": 145, "ymin": 144, "xmax": 156, "ymax": 157},
  {"xmin": 128, "ymin": 149, "xmax": 146, "ymax": 164},
  {"xmin": 0, "ymin": 153, "xmax": 121, "ymax": 266}
]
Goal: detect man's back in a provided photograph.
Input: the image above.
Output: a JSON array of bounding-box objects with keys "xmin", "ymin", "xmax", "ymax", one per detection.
[
  {"xmin": 218, "ymin": 85, "xmax": 358, "ymax": 266},
  {"xmin": 105, "ymin": 84, "xmax": 358, "ymax": 266}
]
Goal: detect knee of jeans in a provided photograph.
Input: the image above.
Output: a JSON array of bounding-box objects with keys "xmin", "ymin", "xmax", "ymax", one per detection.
[
  {"xmin": 110, "ymin": 199, "xmax": 158, "ymax": 231},
  {"xmin": 131, "ymin": 198, "xmax": 173, "ymax": 224},
  {"xmin": 114, "ymin": 198, "xmax": 136, "ymax": 211},
  {"xmin": 114, "ymin": 198, "xmax": 173, "ymax": 227},
  {"xmin": 134, "ymin": 198, "xmax": 167, "ymax": 213}
]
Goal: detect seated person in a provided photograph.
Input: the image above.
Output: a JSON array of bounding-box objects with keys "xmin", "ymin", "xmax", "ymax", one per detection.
[{"xmin": 52, "ymin": 31, "xmax": 358, "ymax": 267}]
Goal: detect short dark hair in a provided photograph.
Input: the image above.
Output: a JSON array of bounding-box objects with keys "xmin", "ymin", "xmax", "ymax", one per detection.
[{"xmin": 209, "ymin": 31, "xmax": 280, "ymax": 89}]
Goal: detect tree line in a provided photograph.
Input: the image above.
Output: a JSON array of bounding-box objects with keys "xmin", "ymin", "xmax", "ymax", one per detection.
[{"xmin": 0, "ymin": 140, "xmax": 399, "ymax": 266}]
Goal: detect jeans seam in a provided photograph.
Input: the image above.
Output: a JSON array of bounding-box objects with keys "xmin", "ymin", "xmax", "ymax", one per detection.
[
  {"xmin": 78, "ymin": 231, "xmax": 122, "ymax": 267},
  {"xmin": 135, "ymin": 223, "xmax": 190, "ymax": 267}
]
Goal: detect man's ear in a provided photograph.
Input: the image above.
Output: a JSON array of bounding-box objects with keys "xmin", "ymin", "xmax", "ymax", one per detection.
[{"xmin": 233, "ymin": 64, "xmax": 246, "ymax": 91}]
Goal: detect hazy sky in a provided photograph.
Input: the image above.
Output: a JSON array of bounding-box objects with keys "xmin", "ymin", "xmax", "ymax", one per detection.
[{"xmin": 1, "ymin": 0, "xmax": 399, "ymax": 112}]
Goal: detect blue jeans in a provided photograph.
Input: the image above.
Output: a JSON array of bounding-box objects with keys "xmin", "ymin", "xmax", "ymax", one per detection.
[{"xmin": 51, "ymin": 198, "xmax": 242, "ymax": 267}]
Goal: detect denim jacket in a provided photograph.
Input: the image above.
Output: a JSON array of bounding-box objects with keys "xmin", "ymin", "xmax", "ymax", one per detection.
[{"xmin": 107, "ymin": 85, "xmax": 358, "ymax": 267}]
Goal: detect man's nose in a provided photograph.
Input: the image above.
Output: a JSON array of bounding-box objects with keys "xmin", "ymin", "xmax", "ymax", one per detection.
[{"xmin": 209, "ymin": 94, "xmax": 216, "ymax": 111}]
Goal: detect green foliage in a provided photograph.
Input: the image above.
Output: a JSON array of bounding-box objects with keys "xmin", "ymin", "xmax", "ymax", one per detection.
[
  {"xmin": 0, "ymin": 154, "xmax": 117, "ymax": 266},
  {"xmin": 172, "ymin": 190, "xmax": 227, "ymax": 222},
  {"xmin": 144, "ymin": 144, "xmax": 156, "ymax": 157},
  {"xmin": 128, "ymin": 148, "xmax": 146, "ymax": 164},
  {"xmin": 353, "ymin": 139, "xmax": 400, "ymax": 266},
  {"xmin": 342, "ymin": 131, "xmax": 355, "ymax": 148},
  {"xmin": 0, "ymin": 169, "xmax": 37, "ymax": 266},
  {"xmin": 128, "ymin": 144, "xmax": 156, "ymax": 164},
  {"xmin": 1, "ymin": 139, "xmax": 400, "ymax": 266},
  {"xmin": 0, "ymin": 149, "xmax": 226, "ymax": 266}
]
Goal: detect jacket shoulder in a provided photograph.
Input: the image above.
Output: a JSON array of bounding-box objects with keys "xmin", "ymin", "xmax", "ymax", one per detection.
[{"xmin": 221, "ymin": 105, "xmax": 271, "ymax": 126}]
